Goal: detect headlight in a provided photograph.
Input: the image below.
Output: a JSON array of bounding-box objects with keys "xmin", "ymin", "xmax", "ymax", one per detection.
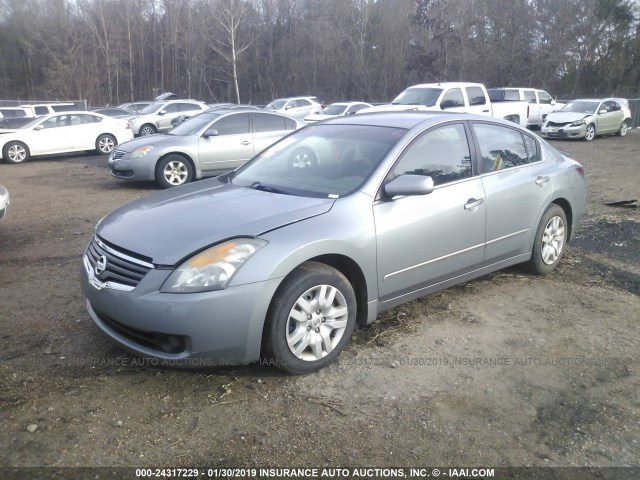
[
  {"xmin": 570, "ymin": 120, "xmax": 584, "ymax": 127},
  {"xmin": 129, "ymin": 145, "xmax": 154, "ymax": 158},
  {"xmin": 161, "ymin": 238, "xmax": 267, "ymax": 293}
]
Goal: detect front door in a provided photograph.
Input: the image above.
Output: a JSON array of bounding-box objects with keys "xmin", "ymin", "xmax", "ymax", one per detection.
[
  {"xmin": 199, "ymin": 113, "xmax": 253, "ymax": 173},
  {"xmin": 374, "ymin": 123, "xmax": 486, "ymax": 301}
]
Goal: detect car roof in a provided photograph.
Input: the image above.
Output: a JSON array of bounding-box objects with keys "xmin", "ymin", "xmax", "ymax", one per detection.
[
  {"xmin": 405, "ymin": 82, "xmax": 485, "ymax": 89},
  {"xmin": 319, "ymin": 111, "xmax": 520, "ymax": 130}
]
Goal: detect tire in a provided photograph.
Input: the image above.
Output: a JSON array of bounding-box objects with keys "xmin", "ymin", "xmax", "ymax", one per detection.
[
  {"xmin": 139, "ymin": 124, "xmax": 157, "ymax": 136},
  {"xmin": 524, "ymin": 204, "xmax": 568, "ymax": 275},
  {"xmin": 616, "ymin": 120, "xmax": 628, "ymax": 137},
  {"xmin": 288, "ymin": 147, "xmax": 317, "ymax": 170},
  {"xmin": 95, "ymin": 134, "xmax": 116, "ymax": 155},
  {"xmin": 2, "ymin": 141, "xmax": 30, "ymax": 164},
  {"xmin": 155, "ymin": 155, "xmax": 193, "ymax": 188},
  {"xmin": 584, "ymin": 124, "xmax": 595, "ymax": 141},
  {"xmin": 263, "ymin": 261, "xmax": 357, "ymax": 375}
]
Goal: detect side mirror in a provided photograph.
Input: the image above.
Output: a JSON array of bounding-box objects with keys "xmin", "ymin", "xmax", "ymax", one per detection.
[
  {"xmin": 550, "ymin": 100, "xmax": 556, "ymax": 105},
  {"xmin": 598, "ymin": 109, "xmax": 607, "ymax": 115},
  {"xmin": 203, "ymin": 128, "xmax": 219, "ymax": 138},
  {"xmin": 158, "ymin": 109, "xmax": 166, "ymax": 115},
  {"xmin": 285, "ymin": 105, "xmax": 293, "ymax": 110},
  {"xmin": 440, "ymin": 100, "xmax": 455, "ymax": 110},
  {"xmin": 384, "ymin": 175, "xmax": 434, "ymax": 198},
  {"xmin": 34, "ymin": 124, "xmax": 44, "ymax": 131}
]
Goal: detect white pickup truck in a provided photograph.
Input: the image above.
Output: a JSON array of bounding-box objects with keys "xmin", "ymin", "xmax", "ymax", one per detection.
[
  {"xmin": 360, "ymin": 82, "xmax": 530, "ymax": 127},
  {"xmin": 487, "ymin": 88, "xmax": 564, "ymax": 128}
]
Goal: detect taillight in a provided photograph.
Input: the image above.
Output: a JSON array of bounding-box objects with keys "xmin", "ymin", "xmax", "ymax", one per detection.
[{"xmin": 574, "ymin": 163, "xmax": 585, "ymax": 178}]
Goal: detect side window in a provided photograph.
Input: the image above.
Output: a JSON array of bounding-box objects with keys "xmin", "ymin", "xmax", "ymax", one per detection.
[
  {"xmin": 473, "ymin": 123, "xmax": 529, "ymax": 173},
  {"xmin": 284, "ymin": 118, "xmax": 297, "ymax": 130},
  {"xmin": 163, "ymin": 103, "xmax": 179, "ymax": 114},
  {"xmin": 504, "ymin": 90, "xmax": 520, "ymax": 101},
  {"xmin": 538, "ymin": 91, "xmax": 553, "ymax": 104},
  {"xmin": 466, "ymin": 87, "xmax": 487, "ymax": 106},
  {"xmin": 68, "ymin": 115, "xmax": 83, "ymax": 126},
  {"xmin": 523, "ymin": 91, "xmax": 536, "ymax": 104},
  {"xmin": 213, "ymin": 113, "xmax": 250, "ymax": 135},
  {"xmin": 34, "ymin": 106, "xmax": 48, "ymax": 115},
  {"xmin": 393, "ymin": 124, "xmax": 472, "ymax": 186},
  {"xmin": 42, "ymin": 115, "xmax": 68, "ymax": 129},
  {"xmin": 349, "ymin": 104, "xmax": 368, "ymax": 114},
  {"xmin": 440, "ymin": 89, "xmax": 464, "ymax": 109},
  {"xmin": 523, "ymin": 134, "xmax": 540, "ymax": 163},
  {"xmin": 296, "ymin": 99, "xmax": 310, "ymax": 107},
  {"xmin": 611, "ymin": 101, "xmax": 622, "ymax": 112},
  {"xmin": 81, "ymin": 114, "xmax": 100, "ymax": 124},
  {"xmin": 253, "ymin": 113, "xmax": 285, "ymax": 133},
  {"xmin": 179, "ymin": 103, "xmax": 202, "ymax": 112}
]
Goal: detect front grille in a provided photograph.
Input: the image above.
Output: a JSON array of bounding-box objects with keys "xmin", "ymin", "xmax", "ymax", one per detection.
[
  {"xmin": 85, "ymin": 236, "xmax": 153, "ymax": 288},
  {"xmin": 95, "ymin": 308, "xmax": 186, "ymax": 354},
  {"xmin": 546, "ymin": 121, "xmax": 571, "ymax": 128},
  {"xmin": 111, "ymin": 149, "xmax": 126, "ymax": 161}
]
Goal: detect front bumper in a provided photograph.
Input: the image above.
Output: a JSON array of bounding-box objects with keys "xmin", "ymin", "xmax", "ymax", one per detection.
[
  {"xmin": 81, "ymin": 252, "xmax": 282, "ymax": 367},
  {"xmin": 541, "ymin": 123, "xmax": 586, "ymax": 139},
  {"xmin": 109, "ymin": 151, "xmax": 157, "ymax": 181}
]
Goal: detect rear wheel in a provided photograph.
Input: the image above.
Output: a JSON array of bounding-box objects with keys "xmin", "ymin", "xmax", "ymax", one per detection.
[
  {"xmin": 139, "ymin": 124, "xmax": 157, "ymax": 136},
  {"xmin": 96, "ymin": 134, "xmax": 116, "ymax": 154},
  {"xmin": 2, "ymin": 141, "xmax": 30, "ymax": 164},
  {"xmin": 616, "ymin": 120, "xmax": 628, "ymax": 137},
  {"xmin": 584, "ymin": 124, "xmax": 595, "ymax": 141},
  {"xmin": 524, "ymin": 204, "xmax": 567, "ymax": 275},
  {"xmin": 263, "ymin": 261, "xmax": 357, "ymax": 375},
  {"xmin": 156, "ymin": 155, "xmax": 193, "ymax": 188}
]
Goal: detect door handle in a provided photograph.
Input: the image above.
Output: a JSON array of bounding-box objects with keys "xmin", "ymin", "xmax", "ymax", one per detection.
[
  {"xmin": 535, "ymin": 175, "xmax": 549, "ymax": 186},
  {"xmin": 241, "ymin": 140, "xmax": 251, "ymax": 146},
  {"xmin": 482, "ymin": 109, "xmax": 490, "ymax": 113},
  {"xmin": 464, "ymin": 198, "xmax": 485, "ymax": 210}
]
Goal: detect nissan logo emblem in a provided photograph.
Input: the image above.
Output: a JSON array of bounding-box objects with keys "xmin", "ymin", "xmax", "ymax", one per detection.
[{"xmin": 95, "ymin": 255, "xmax": 108, "ymax": 275}]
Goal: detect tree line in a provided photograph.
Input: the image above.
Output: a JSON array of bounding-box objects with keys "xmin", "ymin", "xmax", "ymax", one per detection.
[{"xmin": 0, "ymin": 0, "xmax": 638, "ymax": 107}]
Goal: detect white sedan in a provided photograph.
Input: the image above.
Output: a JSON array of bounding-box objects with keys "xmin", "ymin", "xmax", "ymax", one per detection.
[
  {"xmin": 303, "ymin": 102, "xmax": 372, "ymax": 123},
  {"xmin": 0, "ymin": 112, "xmax": 133, "ymax": 164}
]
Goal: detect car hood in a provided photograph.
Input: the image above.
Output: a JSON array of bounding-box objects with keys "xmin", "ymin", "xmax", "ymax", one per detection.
[
  {"xmin": 116, "ymin": 133, "xmax": 187, "ymax": 152},
  {"xmin": 545, "ymin": 112, "xmax": 592, "ymax": 123},
  {"xmin": 96, "ymin": 180, "xmax": 335, "ymax": 265}
]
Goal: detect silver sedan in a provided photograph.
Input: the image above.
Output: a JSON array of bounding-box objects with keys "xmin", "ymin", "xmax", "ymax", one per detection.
[
  {"xmin": 82, "ymin": 112, "xmax": 586, "ymax": 374},
  {"xmin": 109, "ymin": 108, "xmax": 301, "ymax": 188}
]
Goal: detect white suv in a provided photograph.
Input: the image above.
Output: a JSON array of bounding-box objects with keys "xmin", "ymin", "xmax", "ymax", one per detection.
[
  {"xmin": 265, "ymin": 96, "xmax": 323, "ymax": 120},
  {"xmin": 129, "ymin": 100, "xmax": 208, "ymax": 136}
]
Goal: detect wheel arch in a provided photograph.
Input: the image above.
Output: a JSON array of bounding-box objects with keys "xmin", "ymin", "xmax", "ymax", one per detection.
[{"xmin": 550, "ymin": 197, "xmax": 573, "ymax": 241}]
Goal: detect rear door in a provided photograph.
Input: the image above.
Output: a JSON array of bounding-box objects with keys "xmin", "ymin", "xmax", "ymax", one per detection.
[
  {"xmin": 522, "ymin": 90, "xmax": 539, "ymax": 124},
  {"xmin": 471, "ymin": 122, "xmax": 551, "ymax": 263},
  {"xmin": 251, "ymin": 112, "xmax": 296, "ymax": 154},
  {"xmin": 374, "ymin": 122, "xmax": 485, "ymax": 301}
]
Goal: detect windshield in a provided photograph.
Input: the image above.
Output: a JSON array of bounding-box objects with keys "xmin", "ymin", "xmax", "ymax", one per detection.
[
  {"xmin": 561, "ymin": 101, "xmax": 600, "ymax": 114},
  {"xmin": 265, "ymin": 99, "xmax": 286, "ymax": 110},
  {"xmin": 392, "ymin": 87, "xmax": 443, "ymax": 107},
  {"xmin": 17, "ymin": 117, "xmax": 43, "ymax": 129},
  {"xmin": 323, "ymin": 104, "xmax": 348, "ymax": 115},
  {"xmin": 169, "ymin": 112, "xmax": 219, "ymax": 136},
  {"xmin": 139, "ymin": 102, "xmax": 164, "ymax": 114},
  {"xmin": 225, "ymin": 124, "xmax": 406, "ymax": 198}
]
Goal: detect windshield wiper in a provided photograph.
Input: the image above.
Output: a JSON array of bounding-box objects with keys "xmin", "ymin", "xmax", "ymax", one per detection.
[{"xmin": 250, "ymin": 182, "xmax": 286, "ymax": 194}]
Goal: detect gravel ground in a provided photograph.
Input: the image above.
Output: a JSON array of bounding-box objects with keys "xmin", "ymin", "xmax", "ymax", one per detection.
[{"xmin": 0, "ymin": 130, "xmax": 638, "ymax": 478}]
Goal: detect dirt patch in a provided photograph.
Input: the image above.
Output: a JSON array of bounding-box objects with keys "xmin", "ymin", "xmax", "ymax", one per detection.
[{"xmin": 0, "ymin": 132, "xmax": 639, "ymax": 472}]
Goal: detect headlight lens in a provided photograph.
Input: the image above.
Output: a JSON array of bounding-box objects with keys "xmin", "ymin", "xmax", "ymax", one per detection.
[
  {"xmin": 161, "ymin": 238, "xmax": 267, "ymax": 293},
  {"xmin": 129, "ymin": 145, "xmax": 154, "ymax": 158},
  {"xmin": 570, "ymin": 120, "xmax": 584, "ymax": 127}
]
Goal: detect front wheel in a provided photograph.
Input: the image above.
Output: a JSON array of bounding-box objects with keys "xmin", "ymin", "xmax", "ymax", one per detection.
[
  {"xmin": 263, "ymin": 262, "xmax": 357, "ymax": 375},
  {"xmin": 616, "ymin": 120, "xmax": 628, "ymax": 137},
  {"xmin": 139, "ymin": 124, "xmax": 157, "ymax": 136},
  {"xmin": 156, "ymin": 155, "xmax": 193, "ymax": 188},
  {"xmin": 584, "ymin": 124, "xmax": 595, "ymax": 141},
  {"xmin": 524, "ymin": 204, "xmax": 568, "ymax": 275},
  {"xmin": 288, "ymin": 147, "xmax": 317, "ymax": 170},
  {"xmin": 2, "ymin": 141, "xmax": 30, "ymax": 164},
  {"xmin": 96, "ymin": 134, "xmax": 116, "ymax": 154}
]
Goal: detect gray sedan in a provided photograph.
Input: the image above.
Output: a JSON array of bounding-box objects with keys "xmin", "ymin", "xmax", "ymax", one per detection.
[
  {"xmin": 82, "ymin": 112, "xmax": 585, "ymax": 374},
  {"xmin": 109, "ymin": 108, "xmax": 300, "ymax": 188}
]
